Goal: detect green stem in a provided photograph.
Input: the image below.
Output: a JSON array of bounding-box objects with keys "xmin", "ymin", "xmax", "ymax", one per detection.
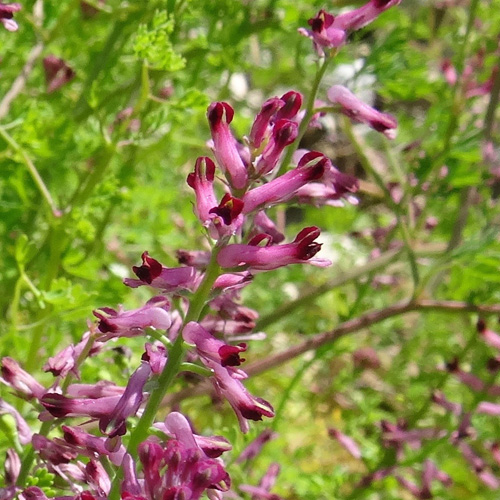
[
  {"xmin": 0, "ymin": 125, "xmax": 59, "ymax": 217},
  {"xmin": 108, "ymin": 246, "xmax": 222, "ymax": 500},
  {"xmin": 278, "ymin": 56, "xmax": 333, "ymax": 173}
]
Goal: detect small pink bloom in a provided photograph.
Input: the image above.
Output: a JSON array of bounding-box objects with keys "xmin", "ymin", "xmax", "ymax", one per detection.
[
  {"xmin": 328, "ymin": 428, "xmax": 362, "ymax": 459},
  {"xmin": 85, "ymin": 460, "xmax": 111, "ymax": 496},
  {"xmin": 217, "ymin": 226, "xmax": 331, "ymax": 270},
  {"xmin": 276, "ymin": 91, "xmax": 303, "ymax": 121},
  {"xmin": 43, "ymin": 56, "xmax": 75, "ymax": 93},
  {"xmin": 0, "ymin": 2, "xmax": 21, "ymax": 32},
  {"xmin": 93, "ymin": 296, "xmax": 171, "ymax": 340},
  {"xmin": 477, "ymin": 319, "xmax": 500, "ymax": 350},
  {"xmin": 207, "ymin": 102, "xmax": 248, "ymax": 189},
  {"xmin": 124, "ymin": 252, "xmax": 199, "ymax": 292},
  {"xmin": 61, "ymin": 426, "xmax": 125, "ymax": 466},
  {"xmin": 236, "ymin": 429, "xmax": 276, "ymax": 463},
  {"xmin": 253, "ymin": 211, "xmax": 285, "ymax": 243},
  {"xmin": 298, "ymin": 10, "xmax": 346, "ymax": 56},
  {"xmin": 210, "ymin": 362, "xmax": 274, "ymax": 433},
  {"xmin": 176, "ymin": 249, "xmax": 210, "ymax": 269},
  {"xmin": 183, "ymin": 322, "xmax": 247, "ymax": 368},
  {"xmin": 4, "ymin": 449, "xmax": 20, "ymax": 486},
  {"xmin": 248, "ymin": 97, "xmax": 285, "ymax": 149},
  {"xmin": 141, "ymin": 342, "xmax": 168, "ymax": 374},
  {"xmin": 333, "ymin": 0, "xmax": 401, "ymax": 32},
  {"xmin": 256, "ymin": 119, "xmax": 298, "ymax": 175},
  {"xmin": 0, "ymin": 398, "xmax": 32, "ymax": 445},
  {"xmin": 187, "ymin": 157, "xmax": 218, "ymax": 227},
  {"xmin": 0, "ymin": 357, "xmax": 46, "ymax": 399},
  {"xmin": 40, "ymin": 393, "xmax": 122, "ymax": 419},
  {"xmin": 243, "ymin": 151, "xmax": 326, "ymax": 213},
  {"xmin": 328, "ymin": 85, "xmax": 398, "ymax": 139},
  {"xmin": 99, "ymin": 362, "xmax": 151, "ymax": 437}
]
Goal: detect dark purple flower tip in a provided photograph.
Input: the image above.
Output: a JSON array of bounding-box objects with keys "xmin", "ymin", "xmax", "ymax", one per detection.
[
  {"xmin": 272, "ymin": 119, "xmax": 298, "ymax": 148},
  {"xmin": 374, "ymin": 0, "xmax": 393, "ymax": 7},
  {"xmin": 239, "ymin": 397, "xmax": 275, "ymax": 421},
  {"xmin": 297, "ymin": 151, "xmax": 330, "ymax": 178},
  {"xmin": 40, "ymin": 393, "xmax": 72, "ymax": 418},
  {"xmin": 207, "ymin": 102, "xmax": 234, "ymax": 129},
  {"xmin": 276, "ymin": 91, "xmax": 303, "ymax": 120},
  {"xmin": 0, "ymin": 2, "xmax": 21, "ymax": 31},
  {"xmin": 209, "ymin": 194, "xmax": 244, "ymax": 225},
  {"xmin": 248, "ymin": 233, "xmax": 273, "ymax": 247},
  {"xmin": 293, "ymin": 226, "xmax": 322, "ymax": 260},
  {"xmin": 193, "ymin": 461, "xmax": 231, "ymax": 491},
  {"xmin": 308, "ymin": 9, "xmax": 334, "ymax": 32},
  {"xmin": 132, "ymin": 252, "xmax": 163, "ymax": 284},
  {"xmin": 445, "ymin": 357, "xmax": 459, "ymax": 372},
  {"xmin": 477, "ymin": 318, "xmax": 486, "ymax": 333},
  {"xmin": 42, "ymin": 55, "xmax": 75, "ymax": 93},
  {"xmin": 218, "ymin": 344, "xmax": 247, "ymax": 367},
  {"xmin": 187, "ymin": 156, "xmax": 216, "ymax": 188}
]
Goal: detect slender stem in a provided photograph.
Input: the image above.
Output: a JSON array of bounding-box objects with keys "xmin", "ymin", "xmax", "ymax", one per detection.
[
  {"xmin": 108, "ymin": 246, "xmax": 222, "ymax": 500},
  {"xmin": 278, "ymin": 55, "xmax": 333, "ymax": 173},
  {"xmin": 0, "ymin": 126, "xmax": 59, "ymax": 217}
]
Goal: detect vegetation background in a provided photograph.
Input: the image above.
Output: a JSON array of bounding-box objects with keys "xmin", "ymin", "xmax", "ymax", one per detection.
[{"xmin": 1, "ymin": 0, "xmax": 500, "ymax": 498}]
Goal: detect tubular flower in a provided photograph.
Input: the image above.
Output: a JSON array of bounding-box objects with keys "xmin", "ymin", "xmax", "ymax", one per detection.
[
  {"xmin": 0, "ymin": 2, "xmax": 20, "ymax": 31},
  {"xmin": 327, "ymin": 85, "xmax": 398, "ymax": 139},
  {"xmin": 183, "ymin": 321, "xmax": 247, "ymax": 369},
  {"xmin": 298, "ymin": 10, "xmax": 346, "ymax": 56},
  {"xmin": 0, "ymin": 357, "xmax": 46, "ymax": 400},
  {"xmin": 99, "ymin": 362, "xmax": 152, "ymax": 438},
  {"xmin": 187, "ymin": 156, "xmax": 218, "ymax": 227},
  {"xmin": 43, "ymin": 55, "xmax": 75, "ymax": 93},
  {"xmin": 243, "ymin": 150, "xmax": 328, "ymax": 213},
  {"xmin": 93, "ymin": 296, "xmax": 172, "ymax": 340},
  {"xmin": 299, "ymin": 1, "xmax": 401, "ymax": 55},
  {"xmin": 207, "ymin": 102, "xmax": 248, "ymax": 189},
  {"xmin": 217, "ymin": 226, "xmax": 331, "ymax": 270},
  {"xmin": 124, "ymin": 251, "xmax": 199, "ymax": 292},
  {"xmin": 248, "ymin": 97, "xmax": 285, "ymax": 150},
  {"xmin": 211, "ymin": 362, "xmax": 274, "ymax": 433},
  {"xmin": 255, "ymin": 119, "xmax": 298, "ymax": 176}
]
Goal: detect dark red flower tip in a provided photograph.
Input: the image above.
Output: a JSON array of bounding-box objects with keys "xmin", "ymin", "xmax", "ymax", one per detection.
[
  {"xmin": 41, "ymin": 393, "xmax": 71, "ymax": 418},
  {"xmin": 187, "ymin": 157, "xmax": 216, "ymax": 188},
  {"xmin": 374, "ymin": 0, "xmax": 393, "ymax": 7},
  {"xmin": 277, "ymin": 91, "xmax": 303, "ymax": 120},
  {"xmin": 248, "ymin": 233, "xmax": 273, "ymax": 247},
  {"xmin": 272, "ymin": 119, "xmax": 298, "ymax": 147},
  {"xmin": 239, "ymin": 398, "xmax": 275, "ymax": 421},
  {"xmin": 445, "ymin": 357, "xmax": 459, "ymax": 372},
  {"xmin": 218, "ymin": 344, "xmax": 247, "ymax": 367},
  {"xmin": 132, "ymin": 252, "xmax": 163, "ymax": 284},
  {"xmin": 308, "ymin": 10, "xmax": 334, "ymax": 32},
  {"xmin": 294, "ymin": 226, "xmax": 322, "ymax": 260},
  {"xmin": 477, "ymin": 319, "xmax": 487, "ymax": 333},
  {"xmin": 209, "ymin": 194, "xmax": 244, "ymax": 225},
  {"xmin": 207, "ymin": 102, "xmax": 234, "ymax": 128}
]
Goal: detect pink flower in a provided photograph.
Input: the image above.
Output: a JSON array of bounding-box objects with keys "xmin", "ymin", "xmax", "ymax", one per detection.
[
  {"xmin": 248, "ymin": 97, "xmax": 285, "ymax": 149},
  {"xmin": 183, "ymin": 321, "xmax": 247, "ymax": 369},
  {"xmin": 0, "ymin": 357, "xmax": 46, "ymax": 400},
  {"xmin": 0, "ymin": 2, "xmax": 21, "ymax": 32},
  {"xmin": 217, "ymin": 226, "xmax": 331, "ymax": 270},
  {"xmin": 0, "ymin": 398, "xmax": 32, "ymax": 445},
  {"xmin": 43, "ymin": 56, "xmax": 75, "ymax": 93},
  {"xmin": 187, "ymin": 157, "xmax": 218, "ymax": 228},
  {"xmin": 255, "ymin": 119, "xmax": 298, "ymax": 176},
  {"xmin": 124, "ymin": 251, "xmax": 199, "ymax": 292},
  {"xmin": 298, "ymin": 10, "xmax": 346, "ymax": 56},
  {"xmin": 328, "ymin": 428, "xmax": 362, "ymax": 459},
  {"xmin": 243, "ymin": 151, "xmax": 327, "ymax": 213},
  {"xmin": 327, "ymin": 85, "xmax": 398, "ymax": 139},
  {"xmin": 93, "ymin": 296, "xmax": 172, "ymax": 340},
  {"xmin": 207, "ymin": 102, "xmax": 248, "ymax": 189}
]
